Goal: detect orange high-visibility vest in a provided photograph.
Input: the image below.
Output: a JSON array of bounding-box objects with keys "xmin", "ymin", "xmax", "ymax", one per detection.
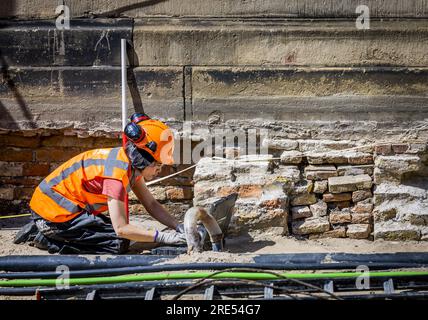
[{"xmin": 30, "ymin": 147, "xmax": 132, "ymax": 223}]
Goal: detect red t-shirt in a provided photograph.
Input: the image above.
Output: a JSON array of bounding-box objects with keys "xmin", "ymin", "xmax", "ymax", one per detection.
[{"xmin": 82, "ymin": 177, "xmax": 126, "ymax": 201}]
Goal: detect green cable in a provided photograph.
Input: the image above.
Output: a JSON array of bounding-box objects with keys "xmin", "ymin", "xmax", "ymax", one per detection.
[{"xmin": 1, "ymin": 270, "xmax": 428, "ymax": 288}]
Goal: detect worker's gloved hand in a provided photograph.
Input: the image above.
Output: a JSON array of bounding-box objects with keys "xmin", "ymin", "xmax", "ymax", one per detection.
[
  {"xmin": 175, "ymin": 223, "xmax": 185, "ymax": 234},
  {"xmin": 154, "ymin": 230, "xmax": 187, "ymax": 245}
]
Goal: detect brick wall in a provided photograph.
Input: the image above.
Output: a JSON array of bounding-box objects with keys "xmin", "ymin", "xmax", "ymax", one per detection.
[{"xmin": 0, "ymin": 130, "xmax": 194, "ymax": 217}]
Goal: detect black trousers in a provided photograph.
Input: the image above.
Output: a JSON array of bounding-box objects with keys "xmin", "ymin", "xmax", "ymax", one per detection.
[{"xmin": 32, "ymin": 210, "xmax": 130, "ymax": 254}]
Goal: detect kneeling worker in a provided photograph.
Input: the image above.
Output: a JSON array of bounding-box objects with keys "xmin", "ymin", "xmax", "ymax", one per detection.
[{"xmin": 14, "ymin": 113, "xmax": 186, "ymax": 254}]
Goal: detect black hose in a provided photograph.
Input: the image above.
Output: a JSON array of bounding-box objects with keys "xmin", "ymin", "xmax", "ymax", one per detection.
[
  {"xmin": 0, "ymin": 255, "xmax": 170, "ymax": 272},
  {"xmin": 1, "ymin": 262, "xmax": 428, "ymax": 279},
  {"xmin": 2, "ymin": 252, "xmax": 428, "ymax": 272}
]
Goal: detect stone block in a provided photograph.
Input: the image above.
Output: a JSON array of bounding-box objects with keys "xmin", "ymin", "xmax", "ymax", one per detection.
[
  {"xmin": 304, "ymin": 165, "xmax": 337, "ymax": 180},
  {"xmin": 309, "ymin": 227, "xmax": 347, "ymax": 239},
  {"xmin": 291, "ymin": 206, "xmax": 312, "ymax": 220},
  {"xmin": 352, "ymin": 190, "xmax": 373, "ymax": 203},
  {"xmin": 337, "ymin": 164, "xmax": 374, "ymax": 176},
  {"xmin": 291, "ymin": 193, "xmax": 317, "ymax": 206},
  {"xmin": 262, "ymin": 139, "xmax": 298, "ymax": 151},
  {"xmin": 351, "ymin": 213, "xmax": 372, "ymax": 224},
  {"xmin": 347, "ymin": 224, "xmax": 371, "ymax": 239},
  {"xmin": 329, "ymin": 210, "xmax": 352, "ymax": 224},
  {"xmin": 309, "ymin": 200, "xmax": 328, "ymax": 217},
  {"xmin": 374, "ymin": 221, "xmax": 421, "ymax": 240},
  {"xmin": 328, "ymin": 174, "xmax": 372, "ymax": 193},
  {"xmin": 323, "ymin": 193, "xmax": 352, "ymax": 202},
  {"xmin": 280, "ymin": 150, "xmax": 304, "ymax": 164},
  {"xmin": 292, "ymin": 217, "xmax": 330, "ymax": 235},
  {"xmin": 313, "ymin": 180, "xmax": 328, "ymax": 194}
]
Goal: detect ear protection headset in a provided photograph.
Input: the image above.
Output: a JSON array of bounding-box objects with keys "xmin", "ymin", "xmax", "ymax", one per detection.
[{"xmin": 123, "ymin": 113, "xmax": 157, "ymax": 153}]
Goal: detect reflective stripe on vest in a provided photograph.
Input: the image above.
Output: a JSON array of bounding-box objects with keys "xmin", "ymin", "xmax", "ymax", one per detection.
[{"xmin": 38, "ymin": 148, "xmax": 129, "ymax": 215}]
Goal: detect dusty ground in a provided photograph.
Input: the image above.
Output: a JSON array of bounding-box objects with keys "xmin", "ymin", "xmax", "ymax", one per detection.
[{"xmin": 1, "ymin": 214, "xmax": 428, "ymax": 257}]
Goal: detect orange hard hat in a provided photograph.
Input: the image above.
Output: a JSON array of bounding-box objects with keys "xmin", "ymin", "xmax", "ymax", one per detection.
[{"xmin": 124, "ymin": 114, "xmax": 175, "ymax": 165}]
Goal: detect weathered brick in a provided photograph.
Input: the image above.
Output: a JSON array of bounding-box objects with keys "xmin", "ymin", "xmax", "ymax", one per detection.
[
  {"xmin": 0, "ymin": 176, "xmax": 42, "ymax": 186},
  {"xmin": 374, "ymin": 144, "xmax": 392, "ymax": 156},
  {"xmin": 292, "ymin": 217, "xmax": 330, "ymax": 235},
  {"xmin": 313, "ymin": 180, "xmax": 328, "ymax": 194},
  {"xmin": 352, "ymin": 190, "xmax": 372, "ymax": 203},
  {"xmin": 346, "ymin": 224, "xmax": 371, "ymax": 239},
  {"xmin": 0, "ymin": 148, "xmax": 33, "ymax": 162},
  {"xmin": 41, "ymin": 136, "xmax": 95, "ymax": 148},
  {"xmin": 35, "ymin": 147, "xmax": 83, "ymax": 162},
  {"xmin": 304, "ymin": 165, "xmax": 337, "ymax": 181},
  {"xmin": 291, "ymin": 206, "xmax": 312, "ymax": 220},
  {"xmin": 329, "ymin": 210, "xmax": 352, "ymax": 224},
  {"xmin": 166, "ymin": 186, "xmax": 193, "ymax": 200},
  {"xmin": 0, "ymin": 135, "xmax": 40, "ymax": 148},
  {"xmin": 0, "ymin": 187, "xmax": 14, "ymax": 200},
  {"xmin": 323, "ymin": 193, "xmax": 352, "ymax": 202},
  {"xmin": 391, "ymin": 143, "xmax": 409, "ymax": 154},
  {"xmin": 14, "ymin": 187, "xmax": 34, "ymax": 200},
  {"xmin": 22, "ymin": 163, "xmax": 50, "ymax": 177},
  {"xmin": 0, "ymin": 161, "xmax": 23, "ymax": 176},
  {"xmin": 328, "ymin": 174, "xmax": 372, "ymax": 193},
  {"xmin": 351, "ymin": 213, "xmax": 372, "ymax": 224}
]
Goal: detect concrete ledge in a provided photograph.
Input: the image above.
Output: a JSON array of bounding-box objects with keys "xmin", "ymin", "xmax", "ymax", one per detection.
[
  {"xmin": 133, "ymin": 19, "xmax": 428, "ymax": 66},
  {"xmin": 3, "ymin": 0, "xmax": 428, "ymax": 19}
]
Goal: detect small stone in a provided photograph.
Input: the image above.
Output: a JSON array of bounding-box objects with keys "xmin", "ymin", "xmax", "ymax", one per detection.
[
  {"xmin": 280, "ymin": 150, "xmax": 304, "ymax": 164},
  {"xmin": 323, "ymin": 193, "xmax": 352, "ymax": 202},
  {"xmin": 347, "ymin": 224, "xmax": 371, "ymax": 239},
  {"xmin": 291, "ymin": 206, "xmax": 312, "ymax": 220},
  {"xmin": 313, "ymin": 180, "xmax": 328, "ymax": 194},
  {"xmin": 309, "ymin": 200, "xmax": 328, "ymax": 217},
  {"xmin": 292, "ymin": 217, "xmax": 330, "ymax": 235},
  {"xmin": 329, "ymin": 210, "xmax": 352, "ymax": 224},
  {"xmin": 328, "ymin": 174, "xmax": 372, "ymax": 193},
  {"xmin": 374, "ymin": 155, "xmax": 421, "ymax": 176},
  {"xmin": 352, "ymin": 190, "xmax": 372, "ymax": 203}
]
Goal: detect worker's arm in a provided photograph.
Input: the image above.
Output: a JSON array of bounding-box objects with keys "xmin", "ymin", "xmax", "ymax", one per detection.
[
  {"xmin": 108, "ymin": 196, "xmax": 186, "ymax": 244},
  {"xmin": 131, "ymin": 177, "xmax": 179, "ymax": 230},
  {"xmin": 108, "ymin": 196, "xmax": 156, "ymax": 242}
]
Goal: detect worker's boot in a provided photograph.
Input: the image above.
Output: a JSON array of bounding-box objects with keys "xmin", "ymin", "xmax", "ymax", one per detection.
[{"xmin": 13, "ymin": 221, "xmax": 38, "ymax": 244}]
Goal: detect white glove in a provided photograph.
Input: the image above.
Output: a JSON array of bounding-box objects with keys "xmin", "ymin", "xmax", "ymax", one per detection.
[{"xmin": 154, "ymin": 230, "xmax": 187, "ymax": 245}]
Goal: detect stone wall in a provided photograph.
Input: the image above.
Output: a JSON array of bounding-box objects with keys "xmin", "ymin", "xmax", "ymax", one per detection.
[{"xmin": 192, "ymin": 139, "xmax": 428, "ymax": 241}]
